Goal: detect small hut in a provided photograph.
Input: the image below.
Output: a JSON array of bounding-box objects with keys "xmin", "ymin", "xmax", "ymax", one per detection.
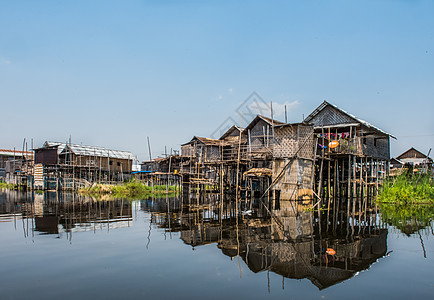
[
  {"xmin": 396, "ymin": 147, "xmax": 433, "ymax": 166},
  {"xmin": 181, "ymin": 136, "xmax": 223, "ymax": 163},
  {"xmin": 244, "ymin": 115, "xmax": 285, "ymax": 162}
]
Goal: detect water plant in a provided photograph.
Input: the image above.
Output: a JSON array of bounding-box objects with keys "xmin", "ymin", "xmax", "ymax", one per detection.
[
  {"xmin": 377, "ymin": 171, "xmax": 434, "ymax": 204},
  {"xmin": 0, "ymin": 182, "xmax": 16, "ymax": 189},
  {"xmin": 79, "ymin": 179, "xmax": 178, "ymax": 199},
  {"xmin": 379, "ymin": 202, "xmax": 434, "ymax": 235}
]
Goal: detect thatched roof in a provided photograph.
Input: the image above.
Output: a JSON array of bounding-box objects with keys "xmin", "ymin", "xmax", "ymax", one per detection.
[
  {"xmin": 182, "ymin": 136, "xmax": 224, "ymax": 146},
  {"xmin": 244, "ymin": 115, "xmax": 285, "ymax": 131}
]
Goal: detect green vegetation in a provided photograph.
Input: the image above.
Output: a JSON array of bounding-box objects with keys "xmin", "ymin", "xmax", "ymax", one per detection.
[
  {"xmin": 379, "ymin": 202, "xmax": 434, "ymax": 235},
  {"xmin": 79, "ymin": 180, "xmax": 178, "ymax": 199},
  {"xmin": 377, "ymin": 172, "xmax": 434, "ymax": 204},
  {"xmin": 0, "ymin": 182, "xmax": 16, "ymax": 189}
]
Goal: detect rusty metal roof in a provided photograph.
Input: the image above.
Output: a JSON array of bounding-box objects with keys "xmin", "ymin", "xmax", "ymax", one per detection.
[
  {"xmin": 0, "ymin": 149, "xmax": 33, "ymax": 157},
  {"xmin": 182, "ymin": 136, "xmax": 223, "ymax": 146}
]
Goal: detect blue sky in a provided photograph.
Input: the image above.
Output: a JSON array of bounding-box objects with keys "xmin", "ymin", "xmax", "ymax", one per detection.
[{"xmin": 1, "ymin": 0, "xmax": 433, "ymax": 161}]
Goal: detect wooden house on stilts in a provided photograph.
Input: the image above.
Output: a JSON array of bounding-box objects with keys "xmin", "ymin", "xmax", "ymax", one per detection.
[
  {"xmin": 178, "ymin": 101, "xmax": 394, "ymax": 227},
  {"xmin": 34, "ymin": 141, "xmax": 134, "ymax": 190},
  {"xmin": 303, "ymin": 101, "xmax": 395, "ymax": 230}
]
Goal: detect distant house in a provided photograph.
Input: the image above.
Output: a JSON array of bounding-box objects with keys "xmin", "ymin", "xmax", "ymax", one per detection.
[
  {"xmin": 218, "ymin": 125, "xmax": 247, "ymax": 161},
  {"xmin": 219, "ymin": 125, "xmax": 244, "ymax": 143},
  {"xmin": 396, "ymin": 147, "xmax": 433, "ymax": 166},
  {"xmin": 35, "ymin": 141, "xmax": 134, "ymax": 173},
  {"xmin": 389, "ymin": 158, "xmax": 404, "ymax": 169},
  {"xmin": 181, "ymin": 136, "xmax": 223, "ymax": 163},
  {"xmin": 304, "ymin": 101, "xmax": 395, "ymax": 161},
  {"xmin": 243, "ymin": 115, "xmax": 285, "ymax": 158},
  {"xmin": 141, "ymin": 157, "xmax": 165, "ymax": 172},
  {"xmin": 0, "ymin": 149, "xmax": 33, "ymax": 168},
  {"xmin": 33, "ymin": 141, "xmax": 135, "ymax": 187},
  {"xmin": 0, "ymin": 149, "xmax": 33, "ymax": 180}
]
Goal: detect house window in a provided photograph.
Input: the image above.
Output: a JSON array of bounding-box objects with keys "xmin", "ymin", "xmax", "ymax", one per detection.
[
  {"xmin": 363, "ymin": 137, "xmax": 367, "ymax": 145},
  {"xmin": 117, "ymin": 162, "xmax": 121, "ymax": 167},
  {"xmin": 374, "ymin": 139, "xmax": 377, "ymax": 147},
  {"xmin": 109, "ymin": 161, "xmax": 113, "ymax": 165}
]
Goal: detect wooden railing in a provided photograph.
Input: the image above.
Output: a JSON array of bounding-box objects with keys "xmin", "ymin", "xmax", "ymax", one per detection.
[
  {"xmin": 327, "ymin": 138, "xmax": 363, "ymax": 156},
  {"xmin": 222, "ymin": 144, "xmax": 273, "ymax": 161}
]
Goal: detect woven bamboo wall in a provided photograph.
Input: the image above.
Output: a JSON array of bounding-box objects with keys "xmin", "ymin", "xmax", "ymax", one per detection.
[
  {"xmin": 274, "ymin": 125, "xmax": 314, "ymax": 159},
  {"xmin": 272, "ymin": 158, "xmax": 313, "ymax": 201},
  {"xmin": 181, "ymin": 144, "xmax": 194, "ymax": 157}
]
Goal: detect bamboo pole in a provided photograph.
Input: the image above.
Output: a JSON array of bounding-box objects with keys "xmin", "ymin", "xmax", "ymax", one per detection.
[
  {"xmin": 235, "ymin": 111, "xmax": 243, "ymax": 216},
  {"xmin": 352, "ymin": 155, "xmax": 356, "ymax": 227}
]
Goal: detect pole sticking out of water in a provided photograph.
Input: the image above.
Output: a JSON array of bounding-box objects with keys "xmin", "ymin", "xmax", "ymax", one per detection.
[
  {"xmin": 235, "ymin": 111, "xmax": 243, "ymax": 215},
  {"xmin": 147, "ymin": 136, "xmax": 152, "ymax": 161}
]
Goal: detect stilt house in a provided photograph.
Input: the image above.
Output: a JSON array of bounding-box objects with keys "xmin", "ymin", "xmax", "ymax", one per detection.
[
  {"xmin": 303, "ymin": 101, "xmax": 395, "ymax": 203},
  {"xmin": 244, "ymin": 115, "xmax": 285, "ymax": 164},
  {"xmin": 181, "ymin": 136, "xmax": 222, "ymax": 163},
  {"xmin": 396, "ymin": 147, "xmax": 433, "ymax": 166},
  {"xmin": 33, "ymin": 141, "xmax": 134, "ymax": 188},
  {"xmin": 304, "ymin": 101, "xmax": 395, "ymax": 160}
]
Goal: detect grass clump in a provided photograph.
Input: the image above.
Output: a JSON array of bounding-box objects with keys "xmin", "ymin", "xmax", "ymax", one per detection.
[
  {"xmin": 79, "ymin": 179, "xmax": 178, "ymax": 199},
  {"xmin": 377, "ymin": 172, "xmax": 434, "ymax": 204},
  {"xmin": 0, "ymin": 182, "xmax": 16, "ymax": 189},
  {"xmin": 379, "ymin": 202, "xmax": 434, "ymax": 235}
]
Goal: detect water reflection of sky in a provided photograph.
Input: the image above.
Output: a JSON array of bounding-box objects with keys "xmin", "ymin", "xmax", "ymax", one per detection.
[{"xmin": 0, "ymin": 190, "xmax": 433, "ymax": 300}]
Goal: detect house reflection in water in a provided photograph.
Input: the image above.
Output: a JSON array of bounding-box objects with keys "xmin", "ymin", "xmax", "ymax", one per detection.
[
  {"xmin": 0, "ymin": 190, "xmax": 388, "ymax": 289},
  {"xmin": 0, "ymin": 190, "xmax": 133, "ymax": 236},
  {"xmin": 147, "ymin": 194, "xmax": 388, "ymax": 290}
]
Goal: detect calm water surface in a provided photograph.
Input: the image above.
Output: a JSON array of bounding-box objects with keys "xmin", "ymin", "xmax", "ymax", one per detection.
[{"xmin": 0, "ymin": 190, "xmax": 433, "ymax": 300}]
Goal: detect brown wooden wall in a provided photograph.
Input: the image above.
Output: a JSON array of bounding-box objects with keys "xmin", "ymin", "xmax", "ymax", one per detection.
[
  {"xmin": 361, "ymin": 135, "xmax": 390, "ymax": 160},
  {"xmin": 59, "ymin": 154, "xmax": 132, "ymax": 172},
  {"xmin": 34, "ymin": 148, "xmax": 58, "ymax": 165}
]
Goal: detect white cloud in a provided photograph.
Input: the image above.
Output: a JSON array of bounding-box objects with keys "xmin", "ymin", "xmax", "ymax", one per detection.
[
  {"xmin": 272, "ymin": 100, "xmax": 300, "ymax": 117},
  {"xmin": 228, "ymin": 88, "xmax": 233, "ymax": 93}
]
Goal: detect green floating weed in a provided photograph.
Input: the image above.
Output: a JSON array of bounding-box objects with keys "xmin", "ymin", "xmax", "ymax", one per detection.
[{"xmin": 377, "ymin": 172, "xmax": 434, "ymax": 205}]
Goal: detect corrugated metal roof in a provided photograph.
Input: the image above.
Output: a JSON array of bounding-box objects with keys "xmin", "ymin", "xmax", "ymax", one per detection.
[
  {"xmin": 43, "ymin": 141, "xmax": 134, "ymax": 160},
  {"xmin": 304, "ymin": 101, "xmax": 396, "ymax": 139},
  {"xmin": 0, "ymin": 149, "xmax": 33, "ymax": 157},
  {"xmin": 43, "ymin": 141, "xmax": 67, "ymax": 154}
]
